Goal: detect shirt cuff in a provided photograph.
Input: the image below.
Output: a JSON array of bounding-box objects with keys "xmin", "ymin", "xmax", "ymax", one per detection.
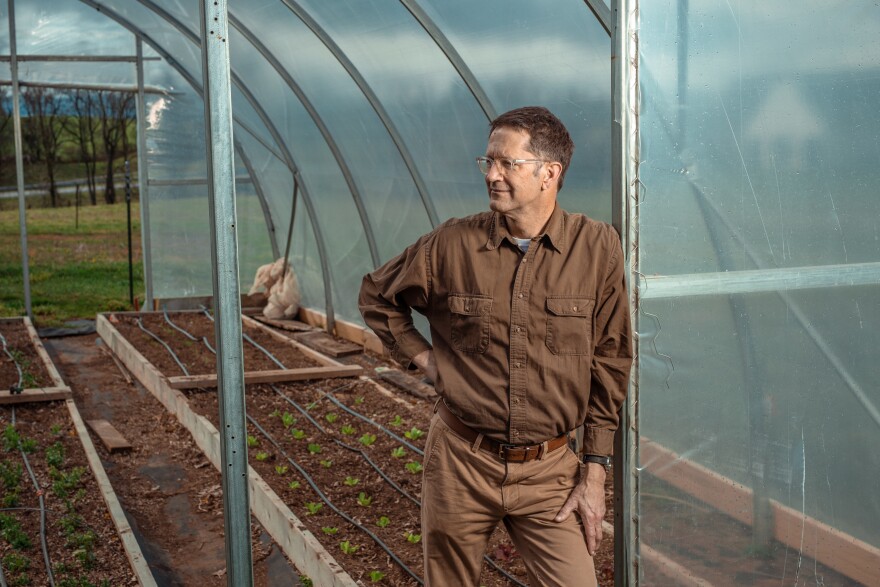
[
  {"xmin": 390, "ymin": 331, "xmax": 433, "ymax": 370},
  {"xmin": 583, "ymin": 427, "xmax": 615, "ymax": 457}
]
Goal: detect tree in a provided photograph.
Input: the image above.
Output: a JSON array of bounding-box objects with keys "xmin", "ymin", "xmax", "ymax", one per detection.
[
  {"xmin": 64, "ymin": 89, "xmax": 101, "ymax": 205},
  {"xmin": 97, "ymin": 90, "xmax": 135, "ymax": 204},
  {"xmin": 0, "ymin": 89, "xmax": 12, "ymax": 184},
  {"xmin": 21, "ymin": 86, "xmax": 65, "ymax": 207}
]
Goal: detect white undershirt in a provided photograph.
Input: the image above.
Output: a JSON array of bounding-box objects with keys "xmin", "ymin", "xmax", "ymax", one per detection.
[{"xmin": 514, "ymin": 237, "xmax": 531, "ymax": 253}]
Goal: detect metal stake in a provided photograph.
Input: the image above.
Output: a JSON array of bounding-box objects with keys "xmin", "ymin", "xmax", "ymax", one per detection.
[{"xmin": 199, "ymin": 1, "xmax": 254, "ymax": 585}]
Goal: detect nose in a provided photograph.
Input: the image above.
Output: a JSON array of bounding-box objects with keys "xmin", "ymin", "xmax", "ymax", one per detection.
[{"xmin": 485, "ymin": 160, "xmax": 504, "ymax": 183}]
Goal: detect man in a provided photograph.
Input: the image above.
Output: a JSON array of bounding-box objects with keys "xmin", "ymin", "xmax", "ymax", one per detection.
[{"xmin": 359, "ymin": 106, "xmax": 632, "ymax": 586}]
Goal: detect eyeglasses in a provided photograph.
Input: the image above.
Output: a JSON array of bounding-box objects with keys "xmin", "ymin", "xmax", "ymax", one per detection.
[{"xmin": 476, "ymin": 156, "xmax": 546, "ymax": 175}]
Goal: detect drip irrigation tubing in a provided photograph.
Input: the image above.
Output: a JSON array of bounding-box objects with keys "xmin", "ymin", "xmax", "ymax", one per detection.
[
  {"xmin": 247, "ymin": 416, "xmax": 424, "ymax": 585},
  {"xmin": 164, "ymin": 309, "xmax": 215, "ymax": 352},
  {"xmin": 175, "ymin": 311, "xmax": 526, "ymax": 587},
  {"xmin": 0, "ymin": 332, "xmax": 24, "ymax": 392},
  {"xmin": 274, "ymin": 389, "xmax": 526, "ymax": 586},
  {"xmin": 8, "ymin": 407, "xmax": 55, "ymax": 587},
  {"xmin": 273, "ymin": 389, "xmax": 422, "ymax": 509},
  {"xmin": 136, "ymin": 317, "xmax": 190, "ymax": 376}
]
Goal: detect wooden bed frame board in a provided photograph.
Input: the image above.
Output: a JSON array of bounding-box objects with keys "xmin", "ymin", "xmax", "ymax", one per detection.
[
  {"xmin": 97, "ymin": 313, "xmax": 358, "ymax": 587},
  {"xmin": 0, "ymin": 317, "xmax": 72, "ymax": 405},
  {"xmin": 66, "ymin": 399, "xmax": 156, "ymax": 586},
  {"xmin": 641, "ymin": 437, "xmax": 880, "ymax": 585}
]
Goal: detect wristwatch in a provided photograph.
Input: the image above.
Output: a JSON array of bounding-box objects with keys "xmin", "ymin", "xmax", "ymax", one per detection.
[{"xmin": 581, "ymin": 454, "xmax": 612, "ymax": 471}]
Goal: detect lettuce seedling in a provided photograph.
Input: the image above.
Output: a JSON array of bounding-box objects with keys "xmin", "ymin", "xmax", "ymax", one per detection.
[
  {"xmin": 339, "ymin": 540, "xmax": 359, "ymax": 555},
  {"xmin": 343, "ymin": 476, "xmax": 359, "ymax": 487},
  {"xmin": 376, "ymin": 516, "xmax": 390, "ymax": 528},
  {"xmin": 322, "ymin": 526, "xmax": 339, "ymax": 535},
  {"xmin": 388, "ymin": 415, "xmax": 404, "ymax": 427},
  {"xmin": 275, "ymin": 465, "xmax": 288, "ymax": 475},
  {"xmin": 357, "ymin": 492, "xmax": 373, "ymax": 507},
  {"xmin": 390, "ymin": 447, "xmax": 406, "ymax": 459},
  {"xmin": 404, "ymin": 427, "xmax": 424, "ymax": 441},
  {"xmin": 341, "ymin": 425, "xmax": 356, "ymax": 436},
  {"xmin": 359, "ymin": 433, "xmax": 377, "ymax": 447},
  {"xmin": 291, "ymin": 428, "xmax": 307, "ymax": 440},
  {"xmin": 307, "ymin": 443, "xmax": 322, "ymax": 455},
  {"xmin": 325, "ymin": 413, "xmax": 338, "ymax": 424},
  {"xmin": 405, "ymin": 531, "xmax": 422, "ymax": 544},
  {"xmin": 369, "ymin": 570, "xmax": 386, "ymax": 582},
  {"xmin": 304, "ymin": 502, "xmax": 323, "ymax": 515},
  {"xmin": 405, "ymin": 461, "xmax": 423, "ymax": 475}
]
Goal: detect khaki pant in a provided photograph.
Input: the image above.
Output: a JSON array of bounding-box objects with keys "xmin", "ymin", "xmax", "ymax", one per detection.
[{"xmin": 421, "ymin": 412, "xmax": 598, "ymax": 587}]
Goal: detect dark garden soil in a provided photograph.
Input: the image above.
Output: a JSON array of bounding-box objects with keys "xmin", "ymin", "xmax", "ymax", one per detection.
[
  {"xmin": 106, "ymin": 311, "xmax": 617, "ymax": 586},
  {"xmin": 0, "ymin": 319, "xmax": 53, "ymax": 390},
  {"xmin": 44, "ymin": 334, "xmax": 303, "ymax": 587},
  {"xmin": 639, "ymin": 475, "xmax": 864, "ymax": 586},
  {"xmin": 0, "ymin": 402, "xmax": 135, "ymax": 586}
]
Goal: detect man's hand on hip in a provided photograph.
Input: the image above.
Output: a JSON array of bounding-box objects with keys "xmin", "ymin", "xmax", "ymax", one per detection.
[
  {"xmin": 554, "ymin": 462, "xmax": 607, "ymax": 556},
  {"xmin": 412, "ymin": 349, "xmax": 437, "ymax": 384}
]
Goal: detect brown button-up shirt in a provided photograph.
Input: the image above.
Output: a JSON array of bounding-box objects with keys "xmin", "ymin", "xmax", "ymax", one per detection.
[{"xmin": 358, "ymin": 205, "xmax": 632, "ymax": 456}]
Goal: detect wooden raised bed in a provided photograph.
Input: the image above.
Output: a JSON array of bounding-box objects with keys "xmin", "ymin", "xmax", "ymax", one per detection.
[
  {"xmin": 97, "ymin": 311, "xmax": 537, "ymax": 586},
  {"xmin": 98, "ymin": 312, "xmax": 359, "ymax": 586},
  {"xmin": 0, "ymin": 317, "xmax": 154, "ymax": 586},
  {"xmin": 0, "ymin": 317, "xmax": 71, "ymax": 405}
]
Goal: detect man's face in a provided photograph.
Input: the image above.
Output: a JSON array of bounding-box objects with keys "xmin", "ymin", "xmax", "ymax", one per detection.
[{"xmin": 484, "ymin": 127, "xmax": 550, "ymax": 219}]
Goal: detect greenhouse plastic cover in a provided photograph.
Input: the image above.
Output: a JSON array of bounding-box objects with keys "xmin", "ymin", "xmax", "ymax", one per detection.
[{"xmin": 2, "ymin": 0, "xmax": 879, "ymax": 584}]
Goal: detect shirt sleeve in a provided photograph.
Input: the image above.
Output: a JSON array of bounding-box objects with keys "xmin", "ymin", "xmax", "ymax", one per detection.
[
  {"xmin": 358, "ymin": 235, "xmax": 433, "ymax": 370},
  {"xmin": 584, "ymin": 228, "xmax": 634, "ymax": 456}
]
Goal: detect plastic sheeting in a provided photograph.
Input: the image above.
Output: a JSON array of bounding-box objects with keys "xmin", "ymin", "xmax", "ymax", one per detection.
[{"xmin": 636, "ymin": 0, "xmax": 880, "ymax": 583}]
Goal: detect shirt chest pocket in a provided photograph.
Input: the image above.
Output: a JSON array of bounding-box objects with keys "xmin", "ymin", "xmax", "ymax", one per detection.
[
  {"xmin": 545, "ymin": 296, "xmax": 594, "ymax": 355},
  {"xmin": 448, "ymin": 294, "xmax": 492, "ymax": 354}
]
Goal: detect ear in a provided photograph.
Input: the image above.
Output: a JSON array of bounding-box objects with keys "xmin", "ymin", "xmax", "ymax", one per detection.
[{"xmin": 541, "ymin": 161, "xmax": 563, "ymax": 190}]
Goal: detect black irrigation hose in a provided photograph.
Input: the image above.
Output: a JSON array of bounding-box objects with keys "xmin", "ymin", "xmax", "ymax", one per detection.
[
  {"xmin": 272, "ymin": 389, "xmax": 422, "ymax": 509},
  {"xmin": 163, "ymin": 310, "xmax": 215, "ymax": 353},
  {"xmin": 0, "ymin": 332, "xmax": 23, "ymax": 392},
  {"xmin": 276, "ymin": 390, "xmax": 526, "ymax": 587},
  {"xmin": 8, "ymin": 408, "xmax": 55, "ymax": 587},
  {"xmin": 162, "ymin": 308, "xmax": 198, "ymax": 340},
  {"xmin": 248, "ymin": 416, "xmax": 424, "ymax": 585},
  {"xmin": 195, "ymin": 310, "xmax": 525, "ymax": 587},
  {"xmin": 136, "ymin": 318, "xmax": 190, "ymax": 376}
]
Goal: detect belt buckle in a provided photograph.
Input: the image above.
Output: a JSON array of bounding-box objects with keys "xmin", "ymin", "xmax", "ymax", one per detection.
[{"xmin": 498, "ymin": 444, "xmax": 516, "ymax": 461}]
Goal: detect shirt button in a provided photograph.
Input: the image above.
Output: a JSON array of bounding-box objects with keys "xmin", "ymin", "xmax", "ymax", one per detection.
[
  {"xmin": 518, "ymin": 293, "xmax": 524, "ymax": 299},
  {"xmin": 514, "ymin": 363, "xmax": 521, "ymax": 368},
  {"xmin": 513, "ymin": 430, "xmax": 519, "ymax": 436},
  {"xmin": 512, "ymin": 398, "xmax": 519, "ymax": 404},
  {"xmin": 521, "ymin": 258, "xmax": 527, "ymax": 263},
  {"xmin": 573, "ymin": 306, "xmax": 578, "ymax": 311},
  {"xmin": 515, "ymin": 327, "xmax": 522, "ymax": 333}
]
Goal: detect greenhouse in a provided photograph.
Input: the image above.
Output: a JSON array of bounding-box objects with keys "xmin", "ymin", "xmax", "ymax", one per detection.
[{"xmin": 1, "ymin": 0, "xmax": 878, "ymax": 585}]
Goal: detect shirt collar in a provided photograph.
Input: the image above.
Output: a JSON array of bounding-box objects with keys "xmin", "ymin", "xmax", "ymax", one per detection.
[{"xmin": 486, "ymin": 204, "xmax": 566, "ymax": 253}]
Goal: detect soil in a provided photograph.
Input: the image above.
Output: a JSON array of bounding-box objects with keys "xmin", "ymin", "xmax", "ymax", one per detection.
[
  {"xmin": 0, "ymin": 402, "xmax": 134, "ymax": 586},
  {"xmin": 0, "ymin": 319, "xmax": 53, "ymax": 390},
  {"xmin": 639, "ymin": 475, "xmax": 865, "ymax": 586},
  {"xmin": 44, "ymin": 334, "xmax": 303, "ymax": 587},
  {"xmin": 105, "ymin": 311, "xmax": 617, "ymax": 586}
]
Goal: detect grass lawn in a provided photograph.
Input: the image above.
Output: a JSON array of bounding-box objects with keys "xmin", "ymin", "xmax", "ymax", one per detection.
[{"xmin": 0, "ymin": 202, "xmax": 143, "ymax": 327}]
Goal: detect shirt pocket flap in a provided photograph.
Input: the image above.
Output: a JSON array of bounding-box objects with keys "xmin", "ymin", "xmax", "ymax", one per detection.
[
  {"xmin": 546, "ymin": 297, "xmax": 594, "ymax": 317},
  {"xmin": 449, "ymin": 294, "xmax": 492, "ymax": 316}
]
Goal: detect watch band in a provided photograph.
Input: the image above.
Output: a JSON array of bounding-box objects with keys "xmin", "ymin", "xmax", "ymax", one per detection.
[{"xmin": 582, "ymin": 454, "xmax": 612, "ymax": 470}]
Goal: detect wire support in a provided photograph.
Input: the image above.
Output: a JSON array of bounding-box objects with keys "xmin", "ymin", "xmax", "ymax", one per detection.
[
  {"xmin": 247, "ymin": 416, "xmax": 424, "ymax": 585},
  {"xmin": 10, "ymin": 408, "xmax": 55, "ymax": 587},
  {"xmin": 135, "ymin": 318, "xmax": 189, "ymax": 376}
]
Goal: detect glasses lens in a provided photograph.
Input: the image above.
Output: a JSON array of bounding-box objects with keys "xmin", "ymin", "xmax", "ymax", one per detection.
[{"xmin": 477, "ymin": 157, "xmax": 491, "ymax": 174}]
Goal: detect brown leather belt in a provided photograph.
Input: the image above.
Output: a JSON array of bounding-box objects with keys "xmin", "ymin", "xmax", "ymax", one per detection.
[{"xmin": 437, "ymin": 401, "xmax": 571, "ymax": 463}]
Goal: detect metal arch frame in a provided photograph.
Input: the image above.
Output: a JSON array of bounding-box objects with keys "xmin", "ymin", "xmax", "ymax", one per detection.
[
  {"xmin": 7, "ymin": 0, "xmax": 32, "ymax": 320},
  {"xmin": 235, "ymin": 139, "xmax": 281, "ymax": 261},
  {"xmin": 585, "ymin": 0, "xmax": 612, "ymax": 36},
  {"xmin": 126, "ymin": 0, "xmax": 337, "ymax": 331},
  {"xmin": 228, "ymin": 13, "xmax": 380, "ymax": 269},
  {"xmin": 397, "ymin": 0, "xmax": 497, "ymax": 122},
  {"xmin": 75, "ymin": 0, "xmax": 283, "ymax": 303},
  {"xmin": 278, "ymin": 0, "xmax": 439, "ymax": 228}
]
